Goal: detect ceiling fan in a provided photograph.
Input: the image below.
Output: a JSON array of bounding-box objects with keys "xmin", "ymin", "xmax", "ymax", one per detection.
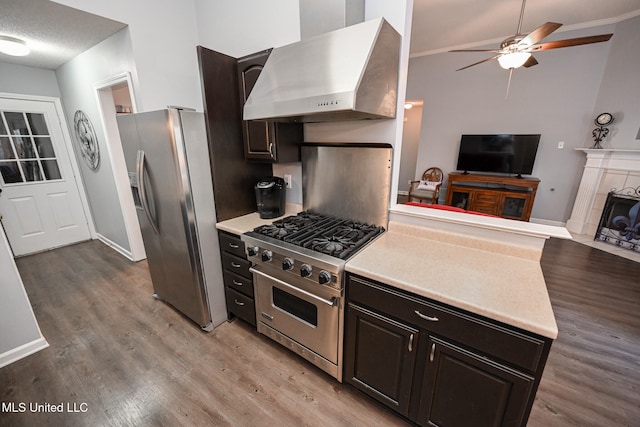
[{"xmin": 450, "ymin": 0, "xmax": 613, "ymax": 72}]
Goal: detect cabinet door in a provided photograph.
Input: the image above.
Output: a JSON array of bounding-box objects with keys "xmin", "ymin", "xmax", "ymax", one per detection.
[
  {"xmin": 447, "ymin": 189, "xmax": 474, "ymax": 210},
  {"xmin": 237, "ymin": 49, "xmax": 275, "ymax": 162},
  {"xmin": 473, "ymin": 191, "xmax": 501, "ymax": 215},
  {"xmin": 418, "ymin": 337, "xmax": 534, "ymax": 427},
  {"xmin": 344, "ymin": 303, "xmax": 419, "ymax": 417},
  {"xmin": 499, "ymin": 193, "xmax": 532, "ymax": 221}
]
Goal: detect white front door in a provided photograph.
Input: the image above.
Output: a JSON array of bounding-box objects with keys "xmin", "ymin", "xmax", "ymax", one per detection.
[{"xmin": 0, "ymin": 97, "xmax": 91, "ymax": 256}]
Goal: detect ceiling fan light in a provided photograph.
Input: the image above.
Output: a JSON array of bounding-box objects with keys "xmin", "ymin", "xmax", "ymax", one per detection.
[
  {"xmin": 498, "ymin": 52, "xmax": 531, "ymax": 69},
  {"xmin": 0, "ymin": 35, "xmax": 30, "ymax": 56}
]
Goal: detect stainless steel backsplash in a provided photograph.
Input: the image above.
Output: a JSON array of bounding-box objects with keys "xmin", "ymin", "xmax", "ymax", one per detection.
[{"xmin": 302, "ymin": 143, "xmax": 393, "ymax": 228}]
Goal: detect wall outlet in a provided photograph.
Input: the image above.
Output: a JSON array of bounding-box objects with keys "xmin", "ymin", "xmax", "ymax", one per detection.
[
  {"xmin": 284, "ymin": 174, "xmax": 292, "ymax": 189},
  {"xmin": 557, "ymin": 141, "xmax": 565, "ymax": 149}
]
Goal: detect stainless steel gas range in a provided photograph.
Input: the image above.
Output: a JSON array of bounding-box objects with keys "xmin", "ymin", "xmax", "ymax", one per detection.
[
  {"xmin": 242, "ymin": 212, "xmax": 385, "ymax": 381},
  {"xmin": 241, "ymin": 143, "xmax": 393, "ymax": 382}
]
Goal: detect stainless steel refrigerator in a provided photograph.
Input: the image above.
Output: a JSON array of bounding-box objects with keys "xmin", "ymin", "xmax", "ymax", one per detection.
[{"xmin": 116, "ymin": 108, "xmax": 226, "ymax": 331}]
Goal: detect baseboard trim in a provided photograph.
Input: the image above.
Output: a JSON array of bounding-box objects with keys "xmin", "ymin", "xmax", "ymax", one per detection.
[
  {"xmin": 0, "ymin": 337, "xmax": 49, "ymax": 369},
  {"xmin": 96, "ymin": 233, "xmax": 135, "ymax": 261}
]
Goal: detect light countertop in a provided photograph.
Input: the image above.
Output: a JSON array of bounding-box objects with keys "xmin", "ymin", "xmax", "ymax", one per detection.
[
  {"xmin": 346, "ymin": 221, "xmax": 558, "ymax": 339},
  {"xmin": 215, "ymin": 204, "xmax": 303, "ymax": 236}
]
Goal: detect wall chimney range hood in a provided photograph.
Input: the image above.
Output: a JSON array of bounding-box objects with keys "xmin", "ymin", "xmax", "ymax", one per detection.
[{"xmin": 243, "ymin": 18, "xmax": 401, "ymax": 123}]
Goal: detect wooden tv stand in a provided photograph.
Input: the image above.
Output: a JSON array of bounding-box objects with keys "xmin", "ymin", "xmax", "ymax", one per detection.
[{"xmin": 445, "ymin": 172, "xmax": 539, "ymax": 221}]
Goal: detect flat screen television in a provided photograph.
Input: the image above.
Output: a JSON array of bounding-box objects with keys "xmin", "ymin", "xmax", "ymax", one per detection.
[{"xmin": 456, "ymin": 134, "xmax": 540, "ymax": 177}]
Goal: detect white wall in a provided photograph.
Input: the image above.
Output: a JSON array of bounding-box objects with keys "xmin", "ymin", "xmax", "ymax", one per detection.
[
  {"xmin": 53, "ymin": 0, "xmax": 202, "ymax": 112},
  {"xmin": 406, "ymin": 24, "xmax": 618, "ymax": 223},
  {"xmin": 195, "ymin": 0, "xmax": 301, "ymax": 57},
  {"xmin": 592, "ymin": 15, "xmax": 640, "ymax": 148},
  {"xmin": 398, "ymin": 103, "xmax": 423, "ymax": 193},
  {"xmin": 0, "ymin": 62, "xmax": 60, "ymax": 97},
  {"xmin": 56, "ymin": 28, "xmax": 135, "ymax": 253},
  {"xmin": 0, "ymin": 227, "xmax": 48, "ymax": 367}
]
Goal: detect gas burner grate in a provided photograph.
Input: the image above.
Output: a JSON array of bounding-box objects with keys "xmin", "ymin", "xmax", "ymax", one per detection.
[
  {"xmin": 252, "ymin": 211, "xmax": 384, "ymax": 259},
  {"xmin": 254, "ymin": 222, "xmax": 299, "ymax": 239}
]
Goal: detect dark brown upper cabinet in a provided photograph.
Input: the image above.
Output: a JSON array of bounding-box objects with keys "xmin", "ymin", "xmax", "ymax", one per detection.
[{"xmin": 237, "ymin": 49, "xmax": 303, "ymax": 163}]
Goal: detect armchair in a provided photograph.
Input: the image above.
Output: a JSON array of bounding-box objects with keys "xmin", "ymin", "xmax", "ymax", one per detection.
[{"xmin": 407, "ymin": 167, "xmax": 444, "ymax": 205}]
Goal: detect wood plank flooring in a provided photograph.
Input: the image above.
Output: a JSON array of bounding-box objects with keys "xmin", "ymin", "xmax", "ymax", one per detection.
[
  {"xmin": 530, "ymin": 238, "xmax": 640, "ymax": 426},
  {"xmin": 0, "ymin": 237, "xmax": 638, "ymax": 426}
]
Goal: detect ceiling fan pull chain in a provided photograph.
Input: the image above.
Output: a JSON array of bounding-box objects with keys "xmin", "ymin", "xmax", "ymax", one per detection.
[{"xmin": 505, "ymin": 68, "xmax": 514, "ymax": 99}]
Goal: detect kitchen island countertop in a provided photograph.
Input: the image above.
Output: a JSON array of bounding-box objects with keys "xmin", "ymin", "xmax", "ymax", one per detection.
[{"xmin": 346, "ymin": 221, "xmax": 558, "ymax": 339}]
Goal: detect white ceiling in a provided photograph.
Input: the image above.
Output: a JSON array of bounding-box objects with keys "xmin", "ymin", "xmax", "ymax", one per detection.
[
  {"xmin": 1, "ymin": 1, "xmax": 639, "ymax": 70},
  {"xmin": 0, "ymin": 0, "xmax": 125, "ymax": 70}
]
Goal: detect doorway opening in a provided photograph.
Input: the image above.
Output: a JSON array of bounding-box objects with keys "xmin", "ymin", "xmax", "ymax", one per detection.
[{"xmin": 95, "ymin": 73, "xmax": 145, "ymax": 261}]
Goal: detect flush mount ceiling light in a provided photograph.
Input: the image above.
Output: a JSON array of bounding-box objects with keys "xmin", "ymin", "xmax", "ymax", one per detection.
[
  {"xmin": 0, "ymin": 35, "xmax": 30, "ymax": 56},
  {"xmin": 404, "ymin": 103, "xmax": 413, "ymax": 109}
]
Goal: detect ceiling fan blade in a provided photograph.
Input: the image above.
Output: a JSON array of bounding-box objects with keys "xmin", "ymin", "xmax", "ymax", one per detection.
[
  {"xmin": 531, "ymin": 34, "xmax": 613, "ymax": 51},
  {"xmin": 455, "ymin": 55, "xmax": 501, "ymax": 71},
  {"xmin": 523, "ymin": 55, "xmax": 538, "ymax": 68},
  {"xmin": 449, "ymin": 49, "xmax": 502, "ymax": 53},
  {"xmin": 518, "ymin": 22, "xmax": 562, "ymax": 46}
]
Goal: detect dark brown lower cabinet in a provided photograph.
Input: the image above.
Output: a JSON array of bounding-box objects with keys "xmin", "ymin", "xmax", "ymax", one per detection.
[
  {"xmin": 344, "ymin": 304, "xmax": 419, "ymax": 417},
  {"xmin": 418, "ymin": 337, "xmax": 534, "ymax": 427},
  {"xmin": 344, "ymin": 273, "xmax": 552, "ymax": 427}
]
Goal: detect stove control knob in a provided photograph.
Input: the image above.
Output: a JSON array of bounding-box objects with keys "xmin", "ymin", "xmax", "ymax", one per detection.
[
  {"xmin": 318, "ymin": 271, "xmax": 332, "ymax": 285},
  {"xmin": 300, "ymin": 264, "xmax": 312, "ymax": 278},
  {"xmin": 282, "ymin": 258, "xmax": 294, "ymax": 271},
  {"xmin": 247, "ymin": 246, "xmax": 259, "ymax": 257},
  {"xmin": 261, "ymin": 250, "xmax": 273, "ymax": 262}
]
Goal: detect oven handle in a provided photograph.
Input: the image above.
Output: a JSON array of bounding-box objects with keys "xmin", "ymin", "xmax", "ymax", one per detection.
[{"xmin": 250, "ymin": 267, "xmax": 338, "ymax": 307}]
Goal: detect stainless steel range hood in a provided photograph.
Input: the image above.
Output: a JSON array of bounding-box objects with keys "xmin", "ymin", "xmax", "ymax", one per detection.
[{"xmin": 243, "ymin": 17, "xmax": 401, "ymax": 123}]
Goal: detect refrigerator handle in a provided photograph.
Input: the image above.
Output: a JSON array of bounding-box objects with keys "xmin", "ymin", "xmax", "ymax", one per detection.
[{"xmin": 136, "ymin": 149, "xmax": 160, "ymax": 234}]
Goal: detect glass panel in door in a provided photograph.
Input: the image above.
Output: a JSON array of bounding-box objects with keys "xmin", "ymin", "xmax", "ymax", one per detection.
[{"xmin": 0, "ymin": 110, "xmax": 61, "ymax": 184}]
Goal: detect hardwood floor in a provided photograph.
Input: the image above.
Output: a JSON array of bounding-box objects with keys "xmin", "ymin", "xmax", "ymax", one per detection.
[
  {"xmin": 1, "ymin": 238, "xmax": 638, "ymax": 426},
  {"xmin": 529, "ymin": 238, "xmax": 640, "ymax": 426},
  {"xmin": 1, "ymin": 240, "xmax": 407, "ymax": 427}
]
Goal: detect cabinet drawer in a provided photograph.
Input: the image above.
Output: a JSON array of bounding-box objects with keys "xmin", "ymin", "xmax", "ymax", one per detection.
[
  {"xmin": 348, "ymin": 274, "xmax": 547, "ymax": 373},
  {"xmin": 221, "ymin": 252, "xmax": 252, "ymax": 279},
  {"xmin": 225, "ymin": 286, "xmax": 256, "ymax": 326},
  {"xmin": 219, "ymin": 232, "xmax": 246, "ymax": 258},
  {"xmin": 474, "ymin": 193, "xmax": 500, "ymax": 213},
  {"xmin": 223, "ymin": 270, "xmax": 254, "ymax": 298}
]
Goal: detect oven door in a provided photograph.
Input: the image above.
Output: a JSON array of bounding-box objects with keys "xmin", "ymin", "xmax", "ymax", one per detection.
[{"xmin": 251, "ymin": 266, "xmax": 341, "ymax": 364}]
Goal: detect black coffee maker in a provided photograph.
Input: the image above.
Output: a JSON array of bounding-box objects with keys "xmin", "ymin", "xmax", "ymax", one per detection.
[{"xmin": 255, "ymin": 177, "xmax": 286, "ymax": 219}]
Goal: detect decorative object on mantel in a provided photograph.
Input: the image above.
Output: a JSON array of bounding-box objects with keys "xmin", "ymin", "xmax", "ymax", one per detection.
[
  {"xmin": 73, "ymin": 110, "xmax": 100, "ymax": 171},
  {"xmin": 595, "ymin": 187, "xmax": 640, "ymax": 252},
  {"xmin": 591, "ymin": 112, "xmax": 614, "ymax": 149}
]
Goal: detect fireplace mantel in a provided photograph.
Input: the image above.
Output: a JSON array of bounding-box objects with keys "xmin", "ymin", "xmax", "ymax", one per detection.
[{"xmin": 567, "ymin": 149, "xmax": 640, "ymax": 235}]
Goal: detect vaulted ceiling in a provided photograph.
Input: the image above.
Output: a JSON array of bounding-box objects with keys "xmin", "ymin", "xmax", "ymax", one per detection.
[
  {"xmin": 1, "ymin": 1, "xmax": 639, "ymax": 70},
  {"xmin": 410, "ymin": 0, "xmax": 640, "ymax": 56}
]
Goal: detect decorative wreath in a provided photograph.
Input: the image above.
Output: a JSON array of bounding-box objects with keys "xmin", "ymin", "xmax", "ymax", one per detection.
[{"xmin": 73, "ymin": 110, "xmax": 100, "ymax": 171}]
